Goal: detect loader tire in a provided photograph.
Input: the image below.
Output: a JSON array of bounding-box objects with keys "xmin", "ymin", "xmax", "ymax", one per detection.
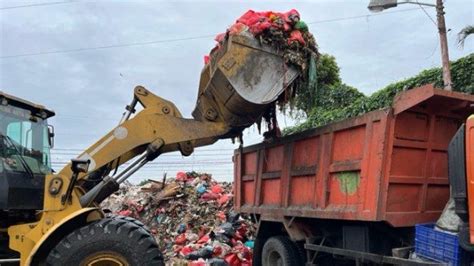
[
  {"xmin": 46, "ymin": 217, "xmax": 164, "ymax": 266},
  {"xmin": 262, "ymin": 236, "xmax": 302, "ymax": 266},
  {"xmin": 108, "ymin": 214, "xmax": 152, "ymax": 235}
]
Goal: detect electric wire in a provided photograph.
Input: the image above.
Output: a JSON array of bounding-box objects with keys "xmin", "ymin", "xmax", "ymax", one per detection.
[
  {"xmin": 0, "ymin": 1, "xmax": 76, "ymax": 10},
  {"xmin": 415, "ymin": 0, "xmax": 438, "ymax": 27},
  {"xmin": 0, "ymin": 8, "xmax": 420, "ymax": 59}
]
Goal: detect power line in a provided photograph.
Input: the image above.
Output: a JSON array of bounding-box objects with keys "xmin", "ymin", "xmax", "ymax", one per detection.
[
  {"xmin": 415, "ymin": 0, "xmax": 437, "ymax": 27},
  {"xmin": 306, "ymin": 7, "xmax": 419, "ymax": 25},
  {"xmin": 0, "ymin": 34, "xmax": 215, "ymax": 59},
  {"xmin": 0, "ymin": 8, "xmax": 420, "ymax": 60},
  {"xmin": 0, "ymin": 1, "xmax": 76, "ymax": 10}
]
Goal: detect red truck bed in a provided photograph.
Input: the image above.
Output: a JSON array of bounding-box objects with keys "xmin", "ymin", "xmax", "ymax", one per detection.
[{"xmin": 234, "ymin": 85, "xmax": 474, "ymax": 227}]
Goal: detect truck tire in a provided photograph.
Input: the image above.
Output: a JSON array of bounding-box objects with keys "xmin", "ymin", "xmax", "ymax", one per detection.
[
  {"xmin": 295, "ymin": 241, "xmax": 307, "ymax": 264},
  {"xmin": 262, "ymin": 236, "xmax": 302, "ymax": 266},
  {"xmin": 45, "ymin": 217, "xmax": 164, "ymax": 266},
  {"xmin": 459, "ymin": 226, "xmax": 474, "ymax": 253},
  {"xmin": 252, "ymin": 237, "xmax": 265, "ymax": 266}
]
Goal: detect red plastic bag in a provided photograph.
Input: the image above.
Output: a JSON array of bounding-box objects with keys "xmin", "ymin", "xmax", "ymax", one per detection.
[
  {"xmin": 283, "ymin": 9, "xmax": 300, "ymax": 23},
  {"xmin": 197, "ymin": 234, "xmax": 210, "ymax": 244},
  {"xmin": 201, "ymin": 192, "xmax": 219, "ymax": 201},
  {"xmin": 288, "ymin": 30, "xmax": 305, "ymax": 45},
  {"xmin": 176, "ymin": 171, "xmax": 188, "ymax": 181},
  {"xmin": 118, "ymin": 210, "xmax": 132, "ymax": 217},
  {"xmin": 217, "ymin": 194, "xmax": 232, "ymax": 206},
  {"xmin": 224, "ymin": 253, "xmax": 241, "ymax": 266},
  {"xmin": 249, "ymin": 20, "xmax": 272, "ymax": 35},
  {"xmin": 180, "ymin": 245, "xmax": 194, "ymax": 256},
  {"xmin": 215, "ymin": 32, "xmax": 226, "ymax": 43},
  {"xmin": 228, "ymin": 22, "xmax": 248, "ymax": 36},
  {"xmin": 211, "ymin": 184, "xmax": 223, "ymax": 194},
  {"xmin": 237, "ymin": 10, "xmax": 263, "ymax": 26},
  {"xmin": 213, "ymin": 246, "xmax": 223, "ymax": 256},
  {"xmin": 175, "ymin": 233, "xmax": 187, "ymax": 245},
  {"xmin": 216, "ymin": 211, "xmax": 226, "ymax": 221}
]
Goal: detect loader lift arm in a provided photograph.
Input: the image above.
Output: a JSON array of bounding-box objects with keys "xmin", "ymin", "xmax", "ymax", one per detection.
[
  {"xmin": 6, "ymin": 35, "xmax": 299, "ymax": 265},
  {"xmin": 70, "ymin": 85, "xmax": 231, "ymax": 207}
]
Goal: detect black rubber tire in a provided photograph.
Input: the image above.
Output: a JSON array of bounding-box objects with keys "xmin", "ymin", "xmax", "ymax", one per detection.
[
  {"xmin": 262, "ymin": 236, "xmax": 302, "ymax": 266},
  {"xmin": 252, "ymin": 237, "xmax": 266, "ymax": 266},
  {"xmin": 459, "ymin": 226, "xmax": 474, "ymax": 254},
  {"xmin": 108, "ymin": 214, "xmax": 152, "ymax": 235},
  {"xmin": 295, "ymin": 241, "xmax": 307, "ymax": 264},
  {"xmin": 45, "ymin": 217, "xmax": 164, "ymax": 266}
]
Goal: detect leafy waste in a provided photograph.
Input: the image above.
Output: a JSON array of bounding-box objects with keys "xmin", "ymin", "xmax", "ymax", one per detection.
[
  {"xmin": 102, "ymin": 172, "xmax": 255, "ymax": 266},
  {"xmin": 284, "ymin": 53, "xmax": 474, "ymax": 135}
]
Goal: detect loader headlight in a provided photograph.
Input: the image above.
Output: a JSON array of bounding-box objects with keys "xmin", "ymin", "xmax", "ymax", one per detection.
[{"xmin": 70, "ymin": 158, "xmax": 90, "ymax": 174}]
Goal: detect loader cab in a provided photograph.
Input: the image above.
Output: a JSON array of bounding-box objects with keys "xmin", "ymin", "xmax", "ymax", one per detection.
[{"xmin": 0, "ymin": 92, "xmax": 55, "ymax": 211}]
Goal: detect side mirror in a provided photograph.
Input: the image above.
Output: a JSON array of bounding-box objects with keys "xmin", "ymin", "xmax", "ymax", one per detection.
[
  {"xmin": 70, "ymin": 158, "xmax": 90, "ymax": 174},
  {"xmin": 47, "ymin": 125, "xmax": 55, "ymax": 148}
]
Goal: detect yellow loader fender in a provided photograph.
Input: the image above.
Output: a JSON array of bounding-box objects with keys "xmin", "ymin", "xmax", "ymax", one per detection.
[{"xmin": 9, "ymin": 207, "xmax": 102, "ymax": 266}]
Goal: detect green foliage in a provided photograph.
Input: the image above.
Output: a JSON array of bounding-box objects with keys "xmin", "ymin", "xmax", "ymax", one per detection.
[
  {"xmin": 294, "ymin": 54, "xmax": 341, "ymax": 115},
  {"xmin": 284, "ymin": 53, "xmax": 474, "ymax": 135},
  {"xmin": 458, "ymin": 25, "xmax": 474, "ymax": 48}
]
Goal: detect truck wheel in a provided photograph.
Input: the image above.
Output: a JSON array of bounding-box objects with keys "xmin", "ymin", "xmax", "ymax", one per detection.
[
  {"xmin": 459, "ymin": 226, "xmax": 474, "ymax": 253},
  {"xmin": 46, "ymin": 217, "xmax": 164, "ymax": 266},
  {"xmin": 262, "ymin": 236, "xmax": 302, "ymax": 266},
  {"xmin": 252, "ymin": 237, "xmax": 266, "ymax": 266},
  {"xmin": 295, "ymin": 241, "xmax": 307, "ymax": 264}
]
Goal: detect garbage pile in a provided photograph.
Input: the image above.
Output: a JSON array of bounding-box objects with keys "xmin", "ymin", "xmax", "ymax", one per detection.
[
  {"xmin": 102, "ymin": 172, "xmax": 255, "ymax": 266},
  {"xmin": 209, "ymin": 9, "xmax": 318, "ymax": 63},
  {"xmin": 207, "ymin": 9, "xmax": 319, "ymax": 106}
]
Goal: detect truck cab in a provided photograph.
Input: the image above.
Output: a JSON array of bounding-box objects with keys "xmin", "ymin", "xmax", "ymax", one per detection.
[
  {"xmin": 0, "ymin": 92, "xmax": 55, "ymax": 211},
  {"xmin": 0, "ymin": 92, "xmax": 55, "ymax": 261}
]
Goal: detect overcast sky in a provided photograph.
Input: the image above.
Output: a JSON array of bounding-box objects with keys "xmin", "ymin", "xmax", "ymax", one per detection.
[{"xmin": 1, "ymin": 0, "xmax": 473, "ymax": 182}]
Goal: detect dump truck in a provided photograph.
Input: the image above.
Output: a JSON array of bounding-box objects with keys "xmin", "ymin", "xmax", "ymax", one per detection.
[
  {"xmin": 0, "ymin": 35, "xmax": 299, "ymax": 265},
  {"xmin": 233, "ymin": 84, "xmax": 474, "ymax": 265}
]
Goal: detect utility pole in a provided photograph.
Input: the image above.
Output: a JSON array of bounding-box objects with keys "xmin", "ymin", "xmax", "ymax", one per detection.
[
  {"xmin": 368, "ymin": 0, "xmax": 453, "ymax": 90},
  {"xmin": 436, "ymin": 0, "xmax": 452, "ymax": 91}
]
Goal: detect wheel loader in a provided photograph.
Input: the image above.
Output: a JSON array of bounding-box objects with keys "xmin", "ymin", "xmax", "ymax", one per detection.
[{"xmin": 0, "ymin": 35, "xmax": 299, "ymax": 265}]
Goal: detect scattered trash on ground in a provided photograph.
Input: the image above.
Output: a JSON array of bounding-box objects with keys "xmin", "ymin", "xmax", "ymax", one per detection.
[{"xmin": 102, "ymin": 172, "xmax": 255, "ymax": 266}]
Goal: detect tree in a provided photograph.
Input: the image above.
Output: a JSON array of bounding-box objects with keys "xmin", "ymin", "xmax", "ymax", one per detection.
[
  {"xmin": 458, "ymin": 25, "xmax": 474, "ymax": 48},
  {"xmin": 293, "ymin": 54, "xmax": 341, "ymax": 115}
]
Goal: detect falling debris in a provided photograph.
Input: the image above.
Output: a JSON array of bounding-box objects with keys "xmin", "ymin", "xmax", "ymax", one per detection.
[{"xmin": 102, "ymin": 172, "xmax": 255, "ymax": 266}]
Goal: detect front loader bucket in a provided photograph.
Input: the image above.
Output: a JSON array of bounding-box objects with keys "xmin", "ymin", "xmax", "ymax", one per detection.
[{"xmin": 192, "ymin": 34, "xmax": 299, "ymax": 134}]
